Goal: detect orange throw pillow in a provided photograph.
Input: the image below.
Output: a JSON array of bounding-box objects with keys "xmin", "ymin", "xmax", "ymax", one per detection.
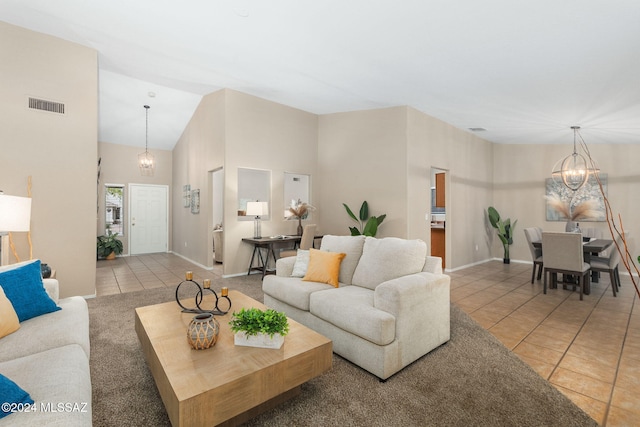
[{"xmin": 302, "ymin": 248, "xmax": 346, "ymax": 288}]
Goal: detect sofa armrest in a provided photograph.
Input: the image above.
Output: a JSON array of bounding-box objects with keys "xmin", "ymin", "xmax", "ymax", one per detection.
[
  {"xmin": 43, "ymin": 278, "xmax": 60, "ymax": 304},
  {"xmin": 422, "ymin": 256, "xmax": 443, "ymax": 274},
  {"xmin": 275, "ymin": 256, "xmax": 296, "ymax": 277},
  {"xmin": 374, "ymin": 272, "xmax": 450, "ymax": 365},
  {"xmin": 374, "ymin": 272, "xmax": 449, "ymax": 317}
]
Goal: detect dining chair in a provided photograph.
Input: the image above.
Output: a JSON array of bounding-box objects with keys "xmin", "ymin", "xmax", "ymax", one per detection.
[
  {"xmin": 581, "ymin": 227, "xmax": 603, "ymax": 239},
  {"xmin": 524, "ymin": 227, "xmax": 543, "ymax": 283},
  {"xmin": 588, "ymin": 235, "xmax": 622, "ymax": 297},
  {"xmin": 542, "ymin": 232, "xmax": 591, "ymax": 300},
  {"xmin": 280, "ymin": 224, "xmax": 317, "ymax": 258}
]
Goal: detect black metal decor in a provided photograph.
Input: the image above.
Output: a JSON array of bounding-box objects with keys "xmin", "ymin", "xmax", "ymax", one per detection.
[{"xmin": 175, "ymin": 271, "xmax": 231, "ymax": 316}]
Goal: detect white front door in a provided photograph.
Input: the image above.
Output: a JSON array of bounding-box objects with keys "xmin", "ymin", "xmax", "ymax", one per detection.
[{"xmin": 129, "ymin": 184, "xmax": 168, "ymax": 255}]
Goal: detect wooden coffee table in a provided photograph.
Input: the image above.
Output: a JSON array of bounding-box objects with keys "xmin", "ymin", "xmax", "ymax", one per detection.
[{"xmin": 135, "ymin": 290, "xmax": 332, "ymax": 427}]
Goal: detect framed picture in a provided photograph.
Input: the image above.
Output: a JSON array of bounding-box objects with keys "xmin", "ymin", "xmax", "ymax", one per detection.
[
  {"xmin": 191, "ymin": 189, "xmax": 200, "ymax": 214},
  {"xmin": 545, "ymin": 174, "xmax": 607, "ymax": 222},
  {"xmin": 183, "ymin": 185, "xmax": 191, "ymax": 208}
]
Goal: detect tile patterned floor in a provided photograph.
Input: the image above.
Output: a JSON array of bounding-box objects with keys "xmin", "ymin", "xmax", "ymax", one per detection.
[
  {"xmin": 95, "ymin": 253, "xmax": 223, "ymax": 296},
  {"xmin": 450, "ymin": 261, "xmax": 639, "ymax": 426},
  {"xmin": 96, "ymin": 255, "xmax": 639, "ymax": 426}
]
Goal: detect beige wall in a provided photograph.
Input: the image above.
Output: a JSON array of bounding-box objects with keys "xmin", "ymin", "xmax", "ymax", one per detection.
[
  {"xmin": 316, "ymin": 106, "xmax": 494, "ymax": 270},
  {"xmin": 224, "ymin": 91, "xmax": 319, "ymax": 276},
  {"xmin": 172, "ymin": 90, "xmax": 226, "ymax": 268},
  {"xmin": 318, "ymin": 107, "xmax": 408, "ymax": 238},
  {"xmin": 171, "ymin": 89, "xmax": 318, "ymax": 276},
  {"xmin": 493, "ymin": 143, "xmax": 639, "ymax": 268},
  {"xmin": 406, "ymin": 107, "xmax": 495, "ymax": 269},
  {"xmin": 0, "ymin": 22, "xmax": 98, "ymax": 297},
  {"xmin": 97, "ymin": 142, "xmax": 173, "ymax": 254}
]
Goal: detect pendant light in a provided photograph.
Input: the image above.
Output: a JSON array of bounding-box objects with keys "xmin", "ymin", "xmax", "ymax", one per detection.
[
  {"xmin": 551, "ymin": 126, "xmax": 599, "ymax": 191},
  {"xmin": 138, "ymin": 105, "xmax": 155, "ymax": 176}
]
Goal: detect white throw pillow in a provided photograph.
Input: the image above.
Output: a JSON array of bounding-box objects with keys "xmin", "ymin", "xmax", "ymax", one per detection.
[{"xmin": 291, "ymin": 250, "xmax": 310, "ymax": 277}]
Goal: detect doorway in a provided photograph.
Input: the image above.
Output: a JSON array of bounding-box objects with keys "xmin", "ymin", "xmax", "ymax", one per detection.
[
  {"xmin": 210, "ymin": 168, "xmax": 224, "ymax": 267},
  {"xmin": 430, "ymin": 168, "xmax": 447, "ymax": 269},
  {"xmin": 129, "ymin": 184, "xmax": 168, "ymax": 255}
]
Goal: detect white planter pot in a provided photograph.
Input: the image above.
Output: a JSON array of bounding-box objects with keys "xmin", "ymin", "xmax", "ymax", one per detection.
[{"xmin": 234, "ymin": 331, "xmax": 284, "ymax": 349}]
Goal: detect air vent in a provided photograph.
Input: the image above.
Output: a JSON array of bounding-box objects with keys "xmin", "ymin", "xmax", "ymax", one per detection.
[
  {"xmin": 28, "ymin": 97, "xmax": 65, "ymax": 114},
  {"xmin": 468, "ymin": 127, "xmax": 486, "ymax": 132}
]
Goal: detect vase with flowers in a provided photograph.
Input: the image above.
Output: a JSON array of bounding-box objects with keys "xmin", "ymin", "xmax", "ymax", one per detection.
[{"xmin": 288, "ymin": 199, "xmax": 315, "ymax": 235}]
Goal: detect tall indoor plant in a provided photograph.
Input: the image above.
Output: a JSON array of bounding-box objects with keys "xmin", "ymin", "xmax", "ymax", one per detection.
[
  {"xmin": 343, "ymin": 201, "xmax": 386, "ymax": 237},
  {"xmin": 487, "ymin": 206, "xmax": 517, "ymax": 264}
]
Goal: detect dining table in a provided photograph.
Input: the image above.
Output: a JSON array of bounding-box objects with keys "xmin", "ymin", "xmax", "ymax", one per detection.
[{"xmin": 532, "ymin": 238, "xmax": 613, "ymax": 286}]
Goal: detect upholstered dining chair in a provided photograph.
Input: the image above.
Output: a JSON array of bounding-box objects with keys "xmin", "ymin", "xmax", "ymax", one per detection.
[
  {"xmin": 524, "ymin": 227, "xmax": 544, "ymax": 284},
  {"xmin": 588, "ymin": 235, "xmax": 622, "ymax": 297},
  {"xmin": 280, "ymin": 224, "xmax": 317, "ymax": 258},
  {"xmin": 542, "ymin": 232, "xmax": 591, "ymax": 300}
]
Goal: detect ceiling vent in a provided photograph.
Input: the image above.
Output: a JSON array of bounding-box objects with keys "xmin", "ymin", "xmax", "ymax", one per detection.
[
  {"xmin": 28, "ymin": 97, "xmax": 65, "ymax": 114},
  {"xmin": 468, "ymin": 127, "xmax": 487, "ymax": 132}
]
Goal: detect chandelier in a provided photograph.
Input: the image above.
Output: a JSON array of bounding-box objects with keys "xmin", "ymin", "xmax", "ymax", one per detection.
[
  {"xmin": 551, "ymin": 126, "xmax": 599, "ymax": 191},
  {"xmin": 138, "ymin": 105, "xmax": 154, "ymax": 176}
]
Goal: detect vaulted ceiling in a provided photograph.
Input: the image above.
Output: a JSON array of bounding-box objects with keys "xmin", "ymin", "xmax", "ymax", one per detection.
[{"xmin": 3, "ymin": 0, "xmax": 640, "ymax": 150}]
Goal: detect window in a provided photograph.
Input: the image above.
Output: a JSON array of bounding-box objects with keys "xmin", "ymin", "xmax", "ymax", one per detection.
[{"xmin": 105, "ymin": 184, "xmax": 124, "ymax": 235}]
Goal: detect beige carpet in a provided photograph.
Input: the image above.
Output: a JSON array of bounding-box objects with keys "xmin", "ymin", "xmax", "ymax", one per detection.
[{"xmin": 88, "ymin": 274, "xmax": 598, "ymax": 427}]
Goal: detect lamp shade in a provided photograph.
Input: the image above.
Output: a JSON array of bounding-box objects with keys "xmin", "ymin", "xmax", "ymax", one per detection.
[
  {"xmin": 0, "ymin": 195, "xmax": 32, "ymax": 232},
  {"xmin": 246, "ymin": 201, "xmax": 268, "ymax": 217}
]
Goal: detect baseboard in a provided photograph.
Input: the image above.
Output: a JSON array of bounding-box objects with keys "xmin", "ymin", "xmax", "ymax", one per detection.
[
  {"xmin": 446, "ymin": 257, "xmax": 531, "ymax": 273},
  {"xmin": 169, "ymin": 251, "xmax": 214, "ymax": 270}
]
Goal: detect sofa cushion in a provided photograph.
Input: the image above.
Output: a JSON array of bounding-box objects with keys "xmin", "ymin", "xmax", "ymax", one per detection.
[
  {"xmin": 0, "ymin": 287, "xmax": 19, "ymax": 338},
  {"xmin": 0, "ymin": 296, "xmax": 90, "ymax": 363},
  {"xmin": 0, "ymin": 373, "xmax": 34, "ymax": 419},
  {"xmin": 0, "ymin": 344, "xmax": 92, "ymax": 427},
  {"xmin": 263, "ymin": 276, "xmax": 335, "ymax": 311},
  {"xmin": 291, "ymin": 249, "xmax": 310, "ymax": 277},
  {"xmin": 0, "ymin": 260, "xmax": 60, "ymax": 322},
  {"xmin": 352, "ymin": 237, "xmax": 427, "ymax": 290},
  {"xmin": 303, "ymin": 249, "xmax": 346, "ymax": 287},
  {"xmin": 309, "ymin": 286, "xmax": 396, "ymax": 346},
  {"xmin": 318, "ymin": 235, "xmax": 365, "ymax": 285}
]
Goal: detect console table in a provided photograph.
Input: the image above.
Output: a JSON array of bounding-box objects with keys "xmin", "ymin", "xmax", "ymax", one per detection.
[{"xmin": 242, "ymin": 235, "xmax": 321, "ymax": 279}]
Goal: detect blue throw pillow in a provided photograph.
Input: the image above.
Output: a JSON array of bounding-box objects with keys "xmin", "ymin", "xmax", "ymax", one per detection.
[
  {"xmin": 0, "ymin": 373, "xmax": 34, "ymax": 419},
  {"xmin": 0, "ymin": 260, "xmax": 60, "ymax": 322}
]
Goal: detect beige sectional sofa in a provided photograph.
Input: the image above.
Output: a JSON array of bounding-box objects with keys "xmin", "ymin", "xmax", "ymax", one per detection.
[
  {"xmin": 263, "ymin": 235, "xmax": 450, "ymax": 380},
  {"xmin": 0, "ymin": 264, "xmax": 92, "ymax": 427}
]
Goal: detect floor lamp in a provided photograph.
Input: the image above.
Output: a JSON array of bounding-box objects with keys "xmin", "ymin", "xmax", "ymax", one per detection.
[{"xmin": 0, "ymin": 194, "xmax": 32, "ymax": 266}]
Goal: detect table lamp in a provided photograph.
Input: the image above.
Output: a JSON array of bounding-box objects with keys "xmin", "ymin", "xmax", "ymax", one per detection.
[
  {"xmin": 246, "ymin": 201, "xmax": 268, "ymax": 239},
  {"xmin": 0, "ymin": 194, "xmax": 32, "ymax": 265}
]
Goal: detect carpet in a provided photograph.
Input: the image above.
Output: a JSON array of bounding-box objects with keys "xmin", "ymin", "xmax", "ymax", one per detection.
[{"xmin": 88, "ymin": 274, "xmax": 598, "ymax": 427}]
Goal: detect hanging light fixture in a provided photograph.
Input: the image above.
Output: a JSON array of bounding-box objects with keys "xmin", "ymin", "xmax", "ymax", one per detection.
[
  {"xmin": 551, "ymin": 126, "xmax": 599, "ymax": 191},
  {"xmin": 138, "ymin": 105, "xmax": 155, "ymax": 176}
]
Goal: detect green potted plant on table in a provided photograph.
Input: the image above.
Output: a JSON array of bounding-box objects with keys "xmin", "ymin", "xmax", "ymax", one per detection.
[
  {"xmin": 97, "ymin": 230, "xmax": 123, "ymax": 260},
  {"xmin": 343, "ymin": 201, "xmax": 386, "ymax": 237},
  {"xmin": 229, "ymin": 307, "xmax": 290, "ymax": 349},
  {"xmin": 487, "ymin": 206, "xmax": 517, "ymax": 264}
]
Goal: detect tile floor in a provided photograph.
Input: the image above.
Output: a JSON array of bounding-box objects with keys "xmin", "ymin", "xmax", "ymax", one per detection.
[{"xmin": 96, "ymin": 254, "xmax": 639, "ymax": 426}]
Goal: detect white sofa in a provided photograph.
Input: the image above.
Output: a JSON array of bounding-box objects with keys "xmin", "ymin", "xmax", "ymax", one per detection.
[
  {"xmin": 263, "ymin": 235, "xmax": 450, "ymax": 380},
  {"xmin": 0, "ymin": 278, "xmax": 92, "ymax": 426}
]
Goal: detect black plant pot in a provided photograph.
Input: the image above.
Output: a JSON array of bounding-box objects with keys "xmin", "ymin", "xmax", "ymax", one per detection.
[{"xmin": 503, "ymin": 258, "xmax": 510, "ymax": 264}]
